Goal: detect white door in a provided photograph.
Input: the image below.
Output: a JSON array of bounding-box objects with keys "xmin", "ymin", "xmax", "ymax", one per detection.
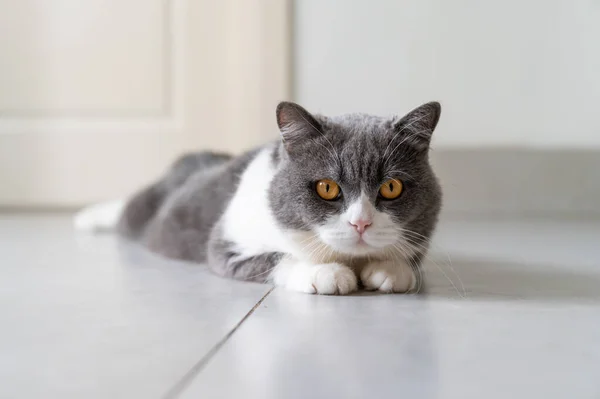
[{"xmin": 0, "ymin": 0, "xmax": 290, "ymax": 207}]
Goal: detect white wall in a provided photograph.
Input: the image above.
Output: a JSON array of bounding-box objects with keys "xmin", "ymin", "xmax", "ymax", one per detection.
[{"xmin": 294, "ymin": 0, "xmax": 600, "ymax": 148}]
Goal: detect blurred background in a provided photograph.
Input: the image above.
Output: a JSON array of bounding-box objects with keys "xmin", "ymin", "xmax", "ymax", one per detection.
[{"xmin": 1, "ymin": 0, "xmax": 598, "ymax": 218}]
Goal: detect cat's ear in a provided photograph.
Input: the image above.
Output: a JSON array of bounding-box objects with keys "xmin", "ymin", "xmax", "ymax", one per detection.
[
  {"xmin": 276, "ymin": 101, "xmax": 322, "ymax": 152},
  {"xmin": 393, "ymin": 102, "xmax": 441, "ymax": 151}
]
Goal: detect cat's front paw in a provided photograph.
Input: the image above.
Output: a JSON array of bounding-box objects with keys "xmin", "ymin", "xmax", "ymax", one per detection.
[
  {"xmin": 360, "ymin": 260, "xmax": 416, "ymax": 293},
  {"xmin": 280, "ymin": 262, "xmax": 358, "ymax": 295},
  {"xmin": 311, "ymin": 263, "xmax": 358, "ymax": 295}
]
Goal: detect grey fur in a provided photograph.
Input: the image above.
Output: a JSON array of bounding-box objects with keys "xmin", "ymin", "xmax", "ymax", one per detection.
[
  {"xmin": 118, "ymin": 150, "xmax": 256, "ymax": 261},
  {"xmin": 208, "ymin": 222, "xmax": 284, "ymax": 282},
  {"xmin": 118, "ymin": 101, "xmax": 442, "ymax": 284},
  {"xmin": 118, "ymin": 152, "xmax": 232, "ymax": 238},
  {"xmin": 271, "ymin": 101, "xmax": 442, "ymax": 244}
]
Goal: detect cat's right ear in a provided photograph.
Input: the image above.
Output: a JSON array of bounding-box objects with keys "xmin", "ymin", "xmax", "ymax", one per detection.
[
  {"xmin": 392, "ymin": 101, "xmax": 441, "ymax": 151},
  {"xmin": 276, "ymin": 101, "xmax": 322, "ymax": 152}
]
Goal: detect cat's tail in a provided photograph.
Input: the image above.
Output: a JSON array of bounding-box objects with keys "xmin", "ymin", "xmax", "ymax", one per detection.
[
  {"xmin": 73, "ymin": 200, "xmax": 125, "ymax": 233},
  {"xmin": 74, "ymin": 182, "xmax": 165, "ymax": 236}
]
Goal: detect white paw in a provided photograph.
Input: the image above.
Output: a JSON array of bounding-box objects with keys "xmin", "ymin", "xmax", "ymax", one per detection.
[
  {"xmin": 73, "ymin": 200, "xmax": 125, "ymax": 232},
  {"xmin": 360, "ymin": 260, "xmax": 416, "ymax": 293},
  {"xmin": 274, "ymin": 261, "xmax": 358, "ymax": 295},
  {"xmin": 310, "ymin": 263, "xmax": 358, "ymax": 295}
]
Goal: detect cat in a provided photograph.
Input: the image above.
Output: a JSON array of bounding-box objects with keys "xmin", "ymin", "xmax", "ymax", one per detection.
[{"xmin": 74, "ymin": 101, "xmax": 442, "ymax": 295}]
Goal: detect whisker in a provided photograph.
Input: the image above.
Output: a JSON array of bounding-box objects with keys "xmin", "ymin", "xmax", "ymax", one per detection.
[
  {"xmin": 388, "ymin": 244, "xmax": 423, "ymax": 294},
  {"xmin": 245, "ymin": 264, "xmax": 278, "ymax": 281},
  {"xmin": 309, "ymin": 138, "xmax": 339, "ymax": 166},
  {"xmin": 306, "ymin": 242, "xmax": 327, "ymax": 262},
  {"xmin": 300, "ymin": 240, "xmax": 321, "ymax": 255},
  {"xmin": 395, "ymin": 227, "xmax": 466, "ymax": 297},
  {"xmin": 383, "ymin": 170, "xmax": 415, "ymax": 181},
  {"xmin": 399, "ymin": 236, "xmax": 466, "ymax": 298},
  {"xmin": 297, "ymin": 234, "xmax": 317, "ymax": 245},
  {"xmin": 385, "ymin": 128, "xmax": 434, "ymax": 166},
  {"xmin": 293, "ymin": 109, "xmax": 342, "ymax": 169},
  {"xmin": 382, "ymin": 113, "xmax": 430, "ymax": 164}
]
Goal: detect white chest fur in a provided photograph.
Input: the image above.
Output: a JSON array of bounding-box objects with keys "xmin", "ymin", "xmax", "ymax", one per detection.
[{"xmin": 221, "ymin": 148, "xmax": 294, "ymax": 257}]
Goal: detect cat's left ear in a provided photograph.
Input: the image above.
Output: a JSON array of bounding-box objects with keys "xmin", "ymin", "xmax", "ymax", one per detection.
[
  {"xmin": 276, "ymin": 101, "xmax": 322, "ymax": 153},
  {"xmin": 393, "ymin": 102, "xmax": 441, "ymax": 151}
]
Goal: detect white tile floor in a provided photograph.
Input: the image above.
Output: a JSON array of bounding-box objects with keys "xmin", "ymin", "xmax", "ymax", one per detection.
[{"xmin": 1, "ymin": 214, "xmax": 599, "ymax": 399}]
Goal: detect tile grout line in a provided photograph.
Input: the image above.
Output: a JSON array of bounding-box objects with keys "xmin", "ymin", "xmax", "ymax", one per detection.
[{"xmin": 161, "ymin": 287, "xmax": 275, "ymax": 399}]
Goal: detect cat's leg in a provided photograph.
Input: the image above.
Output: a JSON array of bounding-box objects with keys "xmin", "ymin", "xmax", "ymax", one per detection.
[
  {"xmin": 208, "ymin": 229, "xmax": 357, "ymax": 294},
  {"xmin": 119, "ymin": 153, "xmax": 229, "ymax": 237},
  {"xmin": 360, "ymin": 259, "xmax": 418, "ymax": 293},
  {"xmin": 210, "ymin": 249, "xmax": 286, "ymax": 283},
  {"xmin": 117, "ymin": 183, "xmax": 166, "ymax": 237},
  {"xmin": 271, "ymin": 258, "xmax": 358, "ymax": 295}
]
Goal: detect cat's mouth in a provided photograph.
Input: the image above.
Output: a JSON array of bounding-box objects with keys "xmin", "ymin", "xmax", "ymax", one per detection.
[
  {"xmin": 311, "ymin": 224, "xmax": 399, "ymax": 257},
  {"xmin": 356, "ymin": 236, "xmax": 386, "ymax": 250},
  {"xmin": 356, "ymin": 237, "xmax": 369, "ymax": 246},
  {"xmin": 321, "ymin": 235, "xmax": 386, "ymax": 256}
]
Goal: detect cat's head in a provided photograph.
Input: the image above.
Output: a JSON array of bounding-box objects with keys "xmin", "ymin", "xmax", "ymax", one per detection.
[{"xmin": 268, "ymin": 101, "xmax": 442, "ymax": 260}]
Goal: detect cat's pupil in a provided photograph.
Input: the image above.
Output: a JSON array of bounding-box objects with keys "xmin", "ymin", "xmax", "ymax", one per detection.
[
  {"xmin": 326, "ymin": 184, "xmax": 330, "ymax": 192},
  {"xmin": 389, "ymin": 182, "xmax": 394, "ymax": 192}
]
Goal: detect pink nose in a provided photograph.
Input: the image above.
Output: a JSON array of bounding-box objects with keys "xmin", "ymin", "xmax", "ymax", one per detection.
[{"xmin": 350, "ymin": 219, "xmax": 372, "ymax": 234}]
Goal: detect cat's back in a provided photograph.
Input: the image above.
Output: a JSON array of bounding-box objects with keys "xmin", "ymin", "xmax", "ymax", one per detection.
[
  {"xmin": 168, "ymin": 146, "xmax": 264, "ymax": 215},
  {"xmin": 140, "ymin": 145, "xmax": 269, "ymax": 260}
]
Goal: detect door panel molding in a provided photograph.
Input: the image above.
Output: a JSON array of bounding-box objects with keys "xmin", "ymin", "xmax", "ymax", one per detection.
[{"xmin": 0, "ymin": 0, "xmax": 292, "ymax": 206}]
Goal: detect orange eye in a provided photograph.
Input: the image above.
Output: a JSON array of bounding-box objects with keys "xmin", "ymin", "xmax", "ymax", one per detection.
[
  {"xmin": 315, "ymin": 179, "xmax": 340, "ymax": 200},
  {"xmin": 379, "ymin": 179, "xmax": 403, "ymax": 199}
]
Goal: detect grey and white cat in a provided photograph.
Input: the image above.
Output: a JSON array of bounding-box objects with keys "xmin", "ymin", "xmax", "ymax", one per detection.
[{"xmin": 75, "ymin": 101, "xmax": 442, "ymax": 295}]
